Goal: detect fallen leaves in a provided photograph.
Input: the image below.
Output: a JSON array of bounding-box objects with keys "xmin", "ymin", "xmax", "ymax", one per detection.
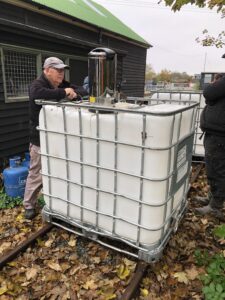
[
  {"xmin": 0, "ymin": 205, "xmax": 42, "ymax": 257},
  {"xmin": 138, "ymin": 165, "xmax": 223, "ymax": 299},
  {"xmin": 116, "ymin": 258, "xmax": 136, "ymax": 280},
  {"xmin": 173, "ymin": 266, "xmax": 200, "ymax": 285},
  {"xmin": 47, "ymin": 261, "xmax": 62, "ymax": 272},
  {"xmin": 15, "ymin": 213, "xmax": 24, "ymax": 222},
  {"xmin": 117, "ymin": 263, "xmax": 130, "ymax": 280},
  {"xmin": 186, "ymin": 266, "xmax": 200, "ymax": 281},
  {"xmin": 25, "ymin": 267, "xmax": 38, "ymax": 280},
  {"xmin": 0, "ymin": 165, "xmax": 224, "ymax": 299},
  {"xmin": 200, "ymin": 218, "xmax": 208, "ymax": 225},
  {"xmin": 44, "ymin": 238, "xmax": 54, "ymax": 247},
  {"xmin": 0, "ymin": 226, "xmax": 136, "ymax": 298},
  {"xmin": 140, "ymin": 288, "xmax": 149, "ymax": 297},
  {"xmin": 0, "ymin": 242, "xmax": 11, "ymax": 254},
  {"xmin": 0, "ymin": 286, "xmax": 8, "ymax": 296},
  {"xmin": 173, "ymin": 271, "xmax": 189, "ymax": 284},
  {"xmin": 68, "ymin": 237, "xmax": 76, "ymax": 247},
  {"xmin": 82, "ymin": 279, "xmax": 98, "ymax": 290}
]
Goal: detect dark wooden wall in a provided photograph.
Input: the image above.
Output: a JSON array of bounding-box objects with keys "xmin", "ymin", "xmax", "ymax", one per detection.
[{"xmin": 0, "ymin": 2, "xmax": 147, "ymax": 166}]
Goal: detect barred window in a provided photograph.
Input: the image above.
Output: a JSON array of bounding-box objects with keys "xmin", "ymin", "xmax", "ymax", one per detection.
[
  {"xmin": 1, "ymin": 45, "xmax": 87, "ymax": 103},
  {"xmin": 3, "ymin": 50, "xmax": 37, "ymax": 102}
]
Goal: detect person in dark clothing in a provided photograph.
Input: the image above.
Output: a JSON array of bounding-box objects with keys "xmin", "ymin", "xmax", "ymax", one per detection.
[
  {"xmin": 195, "ymin": 74, "xmax": 225, "ymax": 220},
  {"xmin": 24, "ymin": 57, "xmax": 88, "ymax": 219},
  {"xmin": 83, "ymin": 75, "xmax": 89, "ymax": 94},
  {"xmin": 213, "ymin": 73, "xmax": 223, "ymax": 82}
]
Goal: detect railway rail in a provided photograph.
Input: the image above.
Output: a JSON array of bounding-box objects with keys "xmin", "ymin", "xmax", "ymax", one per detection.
[{"xmin": 0, "ymin": 161, "xmax": 205, "ymax": 299}]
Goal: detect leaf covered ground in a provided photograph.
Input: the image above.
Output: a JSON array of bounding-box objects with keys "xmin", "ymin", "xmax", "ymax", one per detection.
[{"xmin": 0, "ymin": 164, "xmax": 224, "ymax": 300}]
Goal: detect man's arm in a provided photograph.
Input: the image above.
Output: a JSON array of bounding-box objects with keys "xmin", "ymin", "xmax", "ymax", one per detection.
[
  {"xmin": 61, "ymin": 80, "xmax": 88, "ymax": 96},
  {"xmin": 30, "ymin": 80, "xmax": 66, "ymax": 100},
  {"xmin": 71, "ymin": 85, "xmax": 89, "ymax": 97}
]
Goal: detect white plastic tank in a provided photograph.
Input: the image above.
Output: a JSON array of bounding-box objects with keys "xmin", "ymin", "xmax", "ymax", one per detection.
[
  {"xmin": 39, "ymin": 102, "xmax": 196, "ymax": 246},
  {"xmin": 150, "ymin": 92, "xmax": 205, "ymax": 157}
]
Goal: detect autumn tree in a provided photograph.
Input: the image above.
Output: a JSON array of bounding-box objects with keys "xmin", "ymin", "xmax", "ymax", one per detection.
[
  {"xmin": 145, "ymin": 64, "xmax": 156, "ymax": 80},
  {"xmin": 146, "ymin": 69, "xmax": 193, "ymax": 84},
  {"xmin": 161, "ymin": 0, "xmax": 225, "ymax": 48},
  {"xmin": 171, "ymin": 72, "xmax": 192, "ymax": 83},
  {"xmin": 196, "ymin": 29, "xmax": 225, "ymax": 48},
  {"xmin": 157, "ymin": 69, "xmax": 172, "ymax": 82}
]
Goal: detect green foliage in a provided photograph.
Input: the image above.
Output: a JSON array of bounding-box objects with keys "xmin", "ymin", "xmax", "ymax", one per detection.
[
  {"xmin": 145, "ymin": 64, "xmax": 193, "ymax": 82},
  {"xmin": 145, "ymin": 63, "xmax": 156, "ymax": 80},
  {"xmin": 194, "ymin": 249, "xmax": 211, "ymax": 266},
  {"xmin": 0, "ymin": 187, "xmax": 45, "ymax": 209},
  {"xmin": 0, "ymin": 187, "xmax": 23, "ymax": 209},
  {"xmin": 196, "ymin": 30, "xmax": 225, "ymax": 48},
  {"xmin": 195, "ymin": 250, "xmax": 225, "ymax": 300},
  {"xmin": 160, "ymin": 0, "xmax": 225, "ymax": 48},
  {"xmin": 161, "ymin": 0, "xmax": 224, "ymax": 12},
  {"xmin": 213, "ymin": 225, "xmax": 225, "ymax": 239},
  {"xmin": 203, "ymin": 283, "xmax": 225, "ymax": 300},
  {"xmin": 37, "ymin": 194, "xmax": 45, "ymax": 208},
  {"xmin": 193, "ymin": 81, "xmax": 200, "ymax": 91},
  {"xmin": 157, "ymin": 69, "xmax": 172, "ymax": 83}
]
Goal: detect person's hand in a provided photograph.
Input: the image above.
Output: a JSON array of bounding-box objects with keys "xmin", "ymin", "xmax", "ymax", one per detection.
[{"xmin": 65, "ymin": 88, "xmax": 77, "ymax": 100}]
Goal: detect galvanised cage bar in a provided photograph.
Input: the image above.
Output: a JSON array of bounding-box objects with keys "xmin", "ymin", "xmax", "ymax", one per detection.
[{"xmin": 38, "ymin": 99, "xmax": 198, "ymax": 262}]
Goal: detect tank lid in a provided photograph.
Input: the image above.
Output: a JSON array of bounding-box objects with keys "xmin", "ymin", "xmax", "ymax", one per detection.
[{"xmin": 88, "ymin": 47, "xmax": 115, "ymax": 59}]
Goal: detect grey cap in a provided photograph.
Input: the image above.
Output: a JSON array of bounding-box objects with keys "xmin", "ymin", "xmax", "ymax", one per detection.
[{"xmin": 43, "ymin": 57, "xmax": 69, "ymax": 69}]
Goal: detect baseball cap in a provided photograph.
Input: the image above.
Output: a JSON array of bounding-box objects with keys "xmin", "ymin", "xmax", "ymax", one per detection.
[{"xmin": 43, "ymin": 57, "xmax": 69, "ymax": 69}]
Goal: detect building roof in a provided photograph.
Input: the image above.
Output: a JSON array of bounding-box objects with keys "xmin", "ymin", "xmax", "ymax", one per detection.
[{"xmin": 30, "ymin": 0, "xmax": 149, "ymax": 46}]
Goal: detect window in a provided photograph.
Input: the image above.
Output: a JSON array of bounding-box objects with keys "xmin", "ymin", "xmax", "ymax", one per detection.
[
  {"xmin": 0, "ymin": 45, "xmax": 87, "ymax": 103},
  {"xmin": 204, "ymin": 74, "xmax": 213, "ymax": 84},
  {"xmin": 3, "ymin": 50, "xmax": 37, "ymax": 102}
]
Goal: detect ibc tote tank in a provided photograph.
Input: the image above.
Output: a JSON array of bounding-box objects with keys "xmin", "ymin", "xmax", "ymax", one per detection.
[
  {"xmin": 3, "ymin": 156, "xmax": 28, "ymax": 198},
  {"xmin": 39, "ymin": 101, "xmax": 197, "ymax": 249}
]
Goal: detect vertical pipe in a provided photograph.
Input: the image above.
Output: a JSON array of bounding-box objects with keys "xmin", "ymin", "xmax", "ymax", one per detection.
[
  {"xmin": 162, "ymin": 113, "xmax": 176, "ymax": 240},
  {"xmin": 62, "ymin": 106, "xmax": 70, "ymax": 218},
  {"xmin": 112, "ymin": 112, "xmax": 118, "ymax": 235},
  {"xmin": 79, "ymin": 108, "xmax": 84, "ymax": 222},
  {"xmin": 137, "ymin": 114, "xmax": 146, "ymax": 246},
  {"xmin": 95, "ymin": 110, "xmax": 100, "ymax": 228},
  {"xmin": 114, "ymin": 54, "xmax": 117, "ymax": 97},
  {"xmin": 43, "ymin": 106, "xmax": 52, "ymax": 210}
]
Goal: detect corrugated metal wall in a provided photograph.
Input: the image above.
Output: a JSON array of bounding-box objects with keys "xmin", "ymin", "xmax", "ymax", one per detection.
[{"xmin": 0, "ymin": 1, "xmax": 148, "ymax": 164}]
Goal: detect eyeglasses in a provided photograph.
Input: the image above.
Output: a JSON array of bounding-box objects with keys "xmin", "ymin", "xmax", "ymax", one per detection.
[{"xmin": 53, "ymin": 68, "xmax": 65, "ymax": 73}]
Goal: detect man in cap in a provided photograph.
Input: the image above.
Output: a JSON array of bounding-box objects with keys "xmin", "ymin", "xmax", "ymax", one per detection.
[{"xmin": 23, "ymin": 57, "xmax": 87, "ymax": 220}]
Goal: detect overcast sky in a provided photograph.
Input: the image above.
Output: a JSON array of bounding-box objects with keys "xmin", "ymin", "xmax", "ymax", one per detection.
[{"xmin": 93, "ymin": 0, "xmax": 225, "ymax": 75}]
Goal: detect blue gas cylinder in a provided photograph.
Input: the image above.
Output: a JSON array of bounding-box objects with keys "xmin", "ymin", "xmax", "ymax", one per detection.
[
  {"xmin": 22, "ymin": 152, "xmax": 30, "ymax": 169},
  {"xmin": 3, "ymin": 156, "xmax": 28, "ymax": 198}
]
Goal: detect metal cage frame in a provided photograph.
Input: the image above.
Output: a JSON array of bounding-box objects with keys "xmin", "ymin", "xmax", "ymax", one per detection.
[{"xmin": 37, "ymin": 99, "xmax": 198, "ymax": 262}]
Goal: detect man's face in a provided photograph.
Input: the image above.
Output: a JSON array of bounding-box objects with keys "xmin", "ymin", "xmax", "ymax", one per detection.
[{"xmin": 44, "ymin": 67, "xmax": 65, "ymax": 87}]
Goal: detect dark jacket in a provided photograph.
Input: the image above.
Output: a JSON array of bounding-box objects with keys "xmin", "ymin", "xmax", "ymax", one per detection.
[
  {"xmin": 29, "ymin": 73, "xmax": 88, "ymax": 146},
  {"xmin": 200, "ymin": 76, "xmax": 225, "ymax": 136}
]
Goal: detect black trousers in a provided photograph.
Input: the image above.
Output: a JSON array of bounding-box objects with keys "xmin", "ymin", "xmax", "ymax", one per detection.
[{"xmin": 204, "ymin": 134, "xmax": 225, "ymax": 208}]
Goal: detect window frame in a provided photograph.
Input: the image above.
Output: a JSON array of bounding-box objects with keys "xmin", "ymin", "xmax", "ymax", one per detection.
[{"xmin": 0, "ymin": 44, "xmax": 87, "ymax": 103}]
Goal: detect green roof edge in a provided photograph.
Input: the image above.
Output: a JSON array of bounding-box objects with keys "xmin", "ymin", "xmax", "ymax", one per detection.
[{"xmin": 29, "ymin": 0, "xmax": 150, "ymax": 47}]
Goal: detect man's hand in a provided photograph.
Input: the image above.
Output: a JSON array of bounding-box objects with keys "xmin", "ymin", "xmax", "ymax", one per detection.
[{"xmin": 65, "ymin": 88, "xmax": 77, "ymax": 100}]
